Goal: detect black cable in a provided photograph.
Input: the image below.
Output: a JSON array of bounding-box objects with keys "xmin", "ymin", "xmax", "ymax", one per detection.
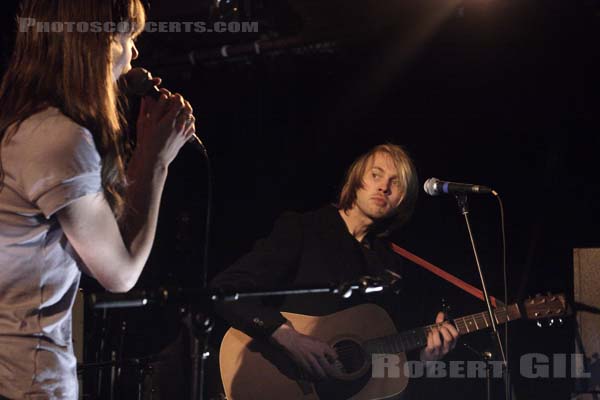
[
  {"xmin": 493, "ymin": 191, "xmax": 511, "ymax": 400},
  {"xmin": 189, "ymin": 138, "xmax": 212, "ymax": 400},
  {"xmin": 191, "ymin": 137, "xmax": 211, "ymax": 289}
]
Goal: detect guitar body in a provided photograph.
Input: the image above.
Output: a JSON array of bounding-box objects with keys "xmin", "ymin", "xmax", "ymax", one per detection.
[{"xmin": 220, "ymin": 304, "xmax": 408, "ymax": 400}]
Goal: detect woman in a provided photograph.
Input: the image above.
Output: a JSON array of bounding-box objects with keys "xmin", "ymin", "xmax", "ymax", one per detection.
[{"xmin": 0, "ymin": 0, "xmax": 195, "ymax": 398}]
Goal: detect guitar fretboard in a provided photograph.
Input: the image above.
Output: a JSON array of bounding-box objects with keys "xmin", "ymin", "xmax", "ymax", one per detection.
[{"xmin": 364, "ymin": 303, "xmax": 520, "ymax": 355}]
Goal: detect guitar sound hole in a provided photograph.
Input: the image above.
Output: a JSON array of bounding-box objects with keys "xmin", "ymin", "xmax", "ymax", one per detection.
[{"xmin": 332, "ymin": 340, "xmax": 366, "ymax": 374}]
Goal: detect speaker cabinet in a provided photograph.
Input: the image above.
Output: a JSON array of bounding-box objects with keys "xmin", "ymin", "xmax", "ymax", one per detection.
[{"xmin": 573, "ymin": 248, "xmax": 600, "ymax": 399}]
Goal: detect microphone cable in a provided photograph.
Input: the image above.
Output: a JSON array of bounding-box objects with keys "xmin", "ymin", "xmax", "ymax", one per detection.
[{"xmin": 492, "ymin": 191, "xmax": 513, "ymax": 400}]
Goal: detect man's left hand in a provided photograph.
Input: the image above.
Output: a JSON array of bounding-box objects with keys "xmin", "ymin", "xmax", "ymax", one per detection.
[{"xmin": 419, "ymin": 311, "xmax": 459, "ymax": 362}]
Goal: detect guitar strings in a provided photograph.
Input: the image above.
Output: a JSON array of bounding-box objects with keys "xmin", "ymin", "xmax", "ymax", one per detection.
[{"xmin": 355, "ymin": 308, "xmax": 514, "ymax": 356}]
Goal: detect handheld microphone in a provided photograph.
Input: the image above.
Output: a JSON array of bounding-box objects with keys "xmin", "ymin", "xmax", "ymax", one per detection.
[
  {"xmin": 122, "ymin": 67, "xmax": 205, "ymax": 152},
  {"xmin": 423, "ymin": 177, "xmax": 493, "ymax": 196}
]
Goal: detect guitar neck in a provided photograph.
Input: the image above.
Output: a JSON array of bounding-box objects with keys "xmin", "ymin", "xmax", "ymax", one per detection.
[{"xmin": 365, "ymin": 303, "xmax": 521, "ymax": 355}]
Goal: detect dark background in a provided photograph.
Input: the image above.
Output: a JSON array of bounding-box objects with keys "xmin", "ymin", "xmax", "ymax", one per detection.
[{"xmin": 2, "ymin": 0, "xmax": 600, "ymax": 398}]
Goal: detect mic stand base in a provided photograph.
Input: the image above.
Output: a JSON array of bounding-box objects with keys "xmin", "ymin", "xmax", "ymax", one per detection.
[{"xmin": 185, "ymin": 311, "xmax": 214, "ymax": 400}]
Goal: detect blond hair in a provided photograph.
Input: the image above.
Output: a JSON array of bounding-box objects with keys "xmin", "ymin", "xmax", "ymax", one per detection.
[{"xmin": 338, "ymin": 144, "xmax": 418, "ymax": 235}]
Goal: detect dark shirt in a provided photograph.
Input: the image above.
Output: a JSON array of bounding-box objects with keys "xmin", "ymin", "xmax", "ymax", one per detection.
[{"xmin": 210, "ymin": 205, "xmax": 405, "ymax": 339}]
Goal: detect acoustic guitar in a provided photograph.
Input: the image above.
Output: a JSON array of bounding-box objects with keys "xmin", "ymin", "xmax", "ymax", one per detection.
[{"xmin": 220, "ymin": 293, "xmax": 567, "ymax": 400}]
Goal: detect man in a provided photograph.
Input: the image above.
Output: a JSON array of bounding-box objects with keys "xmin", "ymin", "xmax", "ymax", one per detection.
[{"xmin": 211, "ymin": 143, "xmax": 458, "ymax": 386}]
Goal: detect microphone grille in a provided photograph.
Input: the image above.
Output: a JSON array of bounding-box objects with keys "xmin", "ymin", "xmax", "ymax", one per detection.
[
  {"xmin": 122, "ymin": 67, "xmax": 155, "ymax": 96},
  {"xmin": 423, "ymin": 178, "xmax": 440, "ymax": 196}
]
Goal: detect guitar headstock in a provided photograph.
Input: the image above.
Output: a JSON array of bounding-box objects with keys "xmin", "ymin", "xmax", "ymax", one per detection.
[{"xmin": 522, "ymin": 293, "xmax": 569, "ymax": 322}]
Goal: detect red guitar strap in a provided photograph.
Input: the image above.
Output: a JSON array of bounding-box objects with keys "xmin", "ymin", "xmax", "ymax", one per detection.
[{"xmin": 390, "ymin": 243, "xmax": 503, "ymax": 308}]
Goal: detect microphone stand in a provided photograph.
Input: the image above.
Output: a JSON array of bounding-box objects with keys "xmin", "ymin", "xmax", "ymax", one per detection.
[
  {"xmin": 217, "ymin": 276, "xmax": 390, "ymax": 303},
  {"xmin": 462, "ymin": 342, "xmax": 494, "ymax": 400},
  {"xmin": 454, "ymin": 193, "xmax": 508, "ymax": 400}
]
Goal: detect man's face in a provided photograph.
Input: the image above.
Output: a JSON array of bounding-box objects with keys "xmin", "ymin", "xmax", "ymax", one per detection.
[{"xmin": 354, "ymin": 152, "xmax": 404, "ymax": 222}]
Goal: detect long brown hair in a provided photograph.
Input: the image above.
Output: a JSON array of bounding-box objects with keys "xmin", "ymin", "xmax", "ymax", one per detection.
[
  {"xmin": 337, "ymin": 143, "xmax": 419, "ymax": 236},
  {"xmin": 0, "ymin": 0, "xmax": 146, "ymax": 219}
]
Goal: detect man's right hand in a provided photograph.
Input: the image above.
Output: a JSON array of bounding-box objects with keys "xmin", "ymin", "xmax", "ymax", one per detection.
[{"xmin": 270, "ymin": 322, "xmax": 340, "ymax": 381}]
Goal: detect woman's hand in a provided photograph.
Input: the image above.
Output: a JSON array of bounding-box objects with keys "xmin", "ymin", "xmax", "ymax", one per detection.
[{"xmin": 135, "ymin": 84, "xmax": 195, "ymax": 168}]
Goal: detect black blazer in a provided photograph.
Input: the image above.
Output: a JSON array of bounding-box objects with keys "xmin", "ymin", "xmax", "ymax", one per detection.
[{"xmin": 210, "ymin": 205, "xmax": 404, "ymax": 339}]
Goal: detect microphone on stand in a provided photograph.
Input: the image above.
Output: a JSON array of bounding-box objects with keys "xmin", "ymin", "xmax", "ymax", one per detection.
[
  {"xmin": 122, "ymin": 67, "xmax": 206, "ymax": 154},
  {"xmin": 423, "ymin": 177, "xmax": 494, "ymax": 196},
  {"xmin": 89, "ymin": 289, "xmax": 155, "ymax": 309}
]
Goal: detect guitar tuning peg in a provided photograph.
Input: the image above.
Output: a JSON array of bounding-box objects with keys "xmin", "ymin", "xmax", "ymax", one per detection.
[
  {"xmin": 549, "ymin": 318, "xmax": 555, "ymax": 326},
  {"xmin": 558, "ymin": 318, "xmax": 564, "ymax": 326},
  {"xmin": 536, "ymin": 321, "xmax": 543, "ymax": 328}
]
